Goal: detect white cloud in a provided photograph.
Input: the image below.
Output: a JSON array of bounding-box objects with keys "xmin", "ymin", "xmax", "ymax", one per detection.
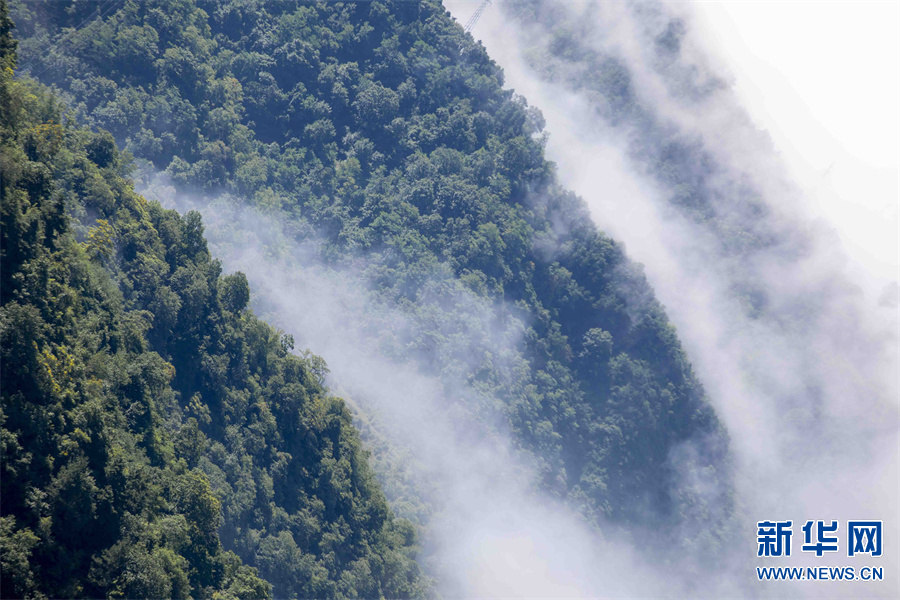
[
  {"xmin": 447, "ymin": 0, "xmax": 899, "ymax": 595},
  {"xmin": 690, "ymin": 1, "xmax": 900, "ymax": 286}
]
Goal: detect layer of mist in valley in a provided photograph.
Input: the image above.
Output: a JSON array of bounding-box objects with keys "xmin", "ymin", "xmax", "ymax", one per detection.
[
  {"xmin": 138, "ymin": 174, "xmax": 683, "ymax": 597},
  {"xmin": 444, "ymin": 0, "xmax": 898, "ymax": 595},
  {"xmin": 120, "ymin": 0, "xmax": 897, "ymax": 596},
  {"xmin": 135, "ymin": 120, "xmax": 733, "ymax": 597},
  {"xmin": 12, "ymin": 0, "xmax": 896, "ymax": 596}
]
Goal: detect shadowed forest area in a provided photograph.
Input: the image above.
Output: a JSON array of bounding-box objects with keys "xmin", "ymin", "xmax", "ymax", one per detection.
[{"xmin": 1, "ymin": 1, "xmax": 741, "ymax": 598}]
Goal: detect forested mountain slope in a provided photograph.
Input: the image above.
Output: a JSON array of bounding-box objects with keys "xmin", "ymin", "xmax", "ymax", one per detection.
[
  {"xmin": 0, "ymin": 10, "xmax": 426, "ymax": 597},
  {"xmin": 10, "ymin": 0, "xmax": 732, "ymax": 561}
]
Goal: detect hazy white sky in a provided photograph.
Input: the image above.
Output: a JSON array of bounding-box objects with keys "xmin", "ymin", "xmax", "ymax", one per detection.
[{"xmin": 690, "ymin": 1, "xmax": 900, "ymax": 285}]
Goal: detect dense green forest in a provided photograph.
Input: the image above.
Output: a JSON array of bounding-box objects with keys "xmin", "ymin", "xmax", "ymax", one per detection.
[
  {"xmin": 0, "ymin": 5, "xmax": 426, "ymax": 596},
  {"xmin": 2, "ymin": 0, "xmax": 738, "ymax": 595},
  {"xmin": 8, "ymin": 0, "xmax": 732, "ymax": 546}
]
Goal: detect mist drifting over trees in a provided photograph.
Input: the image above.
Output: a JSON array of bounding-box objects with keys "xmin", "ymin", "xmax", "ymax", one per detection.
[{"xmin": 2, "ymin": 0, "xmax": 896, "ymax": 598}]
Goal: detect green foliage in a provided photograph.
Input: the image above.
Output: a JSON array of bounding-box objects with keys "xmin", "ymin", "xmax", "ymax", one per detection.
[
  {"xmin": 9, "ymin": 0, "xmax": 733, "ymax": 571},
  {"xmin": 0, "ymin": 38, "xmax": 425, "ymax": 600}
]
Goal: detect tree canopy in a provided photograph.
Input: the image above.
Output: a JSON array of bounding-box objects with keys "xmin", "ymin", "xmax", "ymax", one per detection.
[
  {"xmin": 5, "ymin": 0, "xmax": 736, "ymax": 592},
  {"xmin": 0, "ymin": 6, "xmax": 426, "ymax": 595}
]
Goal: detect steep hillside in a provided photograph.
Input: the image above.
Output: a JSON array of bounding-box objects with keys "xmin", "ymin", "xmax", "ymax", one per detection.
[
  {"xmin": 10, "ymin": 0, "xmax": 732, "ymax": 553},
  {"xmin": 0, "ymin": 9, "xmax": 426, "ymax": 597}
]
